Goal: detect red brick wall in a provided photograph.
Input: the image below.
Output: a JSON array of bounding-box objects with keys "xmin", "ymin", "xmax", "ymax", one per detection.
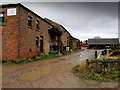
[
  {"xmin": 18, "ymin": 5, "xmax": 51, "ymax": 59},
  {"xmin": 1, "ymin": 5, "xmax": 51, "ymax": 60},
  {"xmin": 1, "ymin": 6, "xmax": 19, "ymax": 60}
]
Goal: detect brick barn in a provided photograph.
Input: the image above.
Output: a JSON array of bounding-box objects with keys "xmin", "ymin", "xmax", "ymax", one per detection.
[
  {"xmin": 45, "ymin": 18, "xmax": 80, "ymax": 52},
  {"xmin": 45, "ymin": 18, "xmax": 70, "ymax": 52},
  {"xmin": 0, "ymin": 3, "xmax": 80, "ymax": 61},
  {"xmin": 87, "ymin": 38, "xmax": 119, "ymax": 49}
]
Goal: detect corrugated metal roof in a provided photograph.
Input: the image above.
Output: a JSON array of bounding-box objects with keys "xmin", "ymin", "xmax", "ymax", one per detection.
[{"xmin": 88, "ymin": 38, "xmax": 119, "ymax": 45}]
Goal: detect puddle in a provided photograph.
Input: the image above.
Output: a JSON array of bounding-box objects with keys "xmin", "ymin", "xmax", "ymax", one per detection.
[{"xmin": 18, "ymin": 64, "xmax": 66, "ymax": 81}]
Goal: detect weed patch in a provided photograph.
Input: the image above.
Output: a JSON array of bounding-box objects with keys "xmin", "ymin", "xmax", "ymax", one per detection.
[
  {"xmin": 62, "ymin": 51, "xmax": 71, "ymax": 55},
  {"xmin": 62, "ymin": 49, "xmax": 83, "ymax": 55},
  {"xmin": 2, "ymin": 49, "xmax": 83, "ymax": 65},
  {"xmin": 72, "ymin": 64, "xmax": 80, "ymax": 72},
  {"xmin": 16, "ymin": 54, "xmax": 63, "ymax": 64},
  {"xmin": 72, "ymin": 64, "xmax": 119, "ymax": 82}
]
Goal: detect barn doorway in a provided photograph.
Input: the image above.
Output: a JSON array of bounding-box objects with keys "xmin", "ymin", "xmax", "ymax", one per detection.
[{"xmin": 40, "ymin": 36, "xmax": 43, "ymax": 52}]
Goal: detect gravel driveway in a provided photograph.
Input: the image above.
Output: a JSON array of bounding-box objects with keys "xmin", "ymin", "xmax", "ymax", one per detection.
[{"xmin": 2, "ymin": 49, "xmax": 119, "ymax": 88}]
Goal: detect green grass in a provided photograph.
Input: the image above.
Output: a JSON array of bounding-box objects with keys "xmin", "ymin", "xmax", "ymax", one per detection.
[
  {"xmin": 17, "ymin": 49, "xmax": 83, "ymax": 64},
  {"xmin": 72, "ymin": 64, "xmax": 120, "ymax": 82},
  {"xmin": 62, "ymin": 49, "xmax": 83, "ymax": 55},
  {"xmin": 61, "ymin": 51, "xmax": 71, "ymax": 54},
  {"xmin": 72, "ymin": 64, "xmax": 80, "ymax": 72},
  {"xmin": 83, "ymin": 72, "xmax": 113, "ymax": 82},
  {"xmin": 2, "ymin": 49, "xmax": 83, "ymax": 65},
  {"xmin": 16, "ymin": 54, "xmax": 63, "ymax": 65}
]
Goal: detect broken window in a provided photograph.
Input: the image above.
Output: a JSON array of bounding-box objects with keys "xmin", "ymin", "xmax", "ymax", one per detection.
[
  {"xmin": 36, "ymin": 37, "xmax": 39, "ymax": 46},
  {"xmin": 0, "ymin": 12, "xmax": 5, "ymax": 25},
  {"xmin": 36, "ymin": 20, "xmax": 39, "ymax": 31},
  {"xmin": 28, "ymin": 16, "xmax": 32, "ymax": 28}
]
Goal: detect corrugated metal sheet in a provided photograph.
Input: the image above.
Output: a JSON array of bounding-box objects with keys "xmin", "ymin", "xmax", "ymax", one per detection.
[{"xmin": 88, "ymin": 38, "xmax": 119, "ymax": 45}]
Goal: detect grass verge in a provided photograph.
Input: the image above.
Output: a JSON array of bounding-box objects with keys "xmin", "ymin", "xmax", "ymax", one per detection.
[
  {"xmin": 2, "ymin": 49, "xmax": 83, "ymax": 65},
  {"xmin": 16, "ymin": 54, "xmax": 63, "ymax": 64},
  {"xmin": 72, "ymin": 64, "xmax": 120, "ymax": 82},
  {"xmin": 62, "ymin": 49, "xmax": 83, "ymax": 55}
]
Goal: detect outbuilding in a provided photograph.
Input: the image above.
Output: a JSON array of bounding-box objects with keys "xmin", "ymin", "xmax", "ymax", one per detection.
[{"xmin": 87, "ymin": 38, "xmax": 119, "ymax": 49}]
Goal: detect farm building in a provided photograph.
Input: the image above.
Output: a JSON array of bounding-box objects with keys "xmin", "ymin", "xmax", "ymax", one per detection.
[
  {"xmin": 44, "ymin": 18, "xmax": 70, "ymax": 52},
  {"xmin": 45, "ymin": 18, "xmax": 81, "ymax": 52},
  {"xmin": 0, "ymin": 3, "xmax": 80, "ymax": 61},
  {"xmin": 87, "ymin": 38, "xmax": 119, "ymax": 49}
]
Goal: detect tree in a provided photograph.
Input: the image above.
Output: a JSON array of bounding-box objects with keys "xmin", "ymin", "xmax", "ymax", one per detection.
[
  {"xmin": 83, "ymin": 40, "xmax": 88, "ymax": 44},
  {"xmin": 94, "ymin": 36, "xmax": 101, "ymax": 39}
]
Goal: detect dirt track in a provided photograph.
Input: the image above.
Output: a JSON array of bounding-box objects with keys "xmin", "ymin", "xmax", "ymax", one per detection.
[{"xmin": 2, "ymin": 49, "xmax": 119, "ymax": 88}]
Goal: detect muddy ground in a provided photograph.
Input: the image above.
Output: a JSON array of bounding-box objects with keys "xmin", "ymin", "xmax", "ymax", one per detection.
[{"xmin": 2, "ymin": 49, "xmax": 119, "ymax": 88}]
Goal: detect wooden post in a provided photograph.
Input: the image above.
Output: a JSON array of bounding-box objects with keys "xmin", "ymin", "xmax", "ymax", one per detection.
[
  {"xmin": 95, "ymin": 51, "xmax": 97, "ymax": 58},
  {"xmin": 86, "ymin": 59, "xmax": 89, "ymax": 69}
]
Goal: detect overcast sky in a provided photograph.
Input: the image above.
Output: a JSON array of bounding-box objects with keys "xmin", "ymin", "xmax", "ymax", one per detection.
[{"xmin": 2, "ymin": 2, "xmax": 119, "ymax": 41}]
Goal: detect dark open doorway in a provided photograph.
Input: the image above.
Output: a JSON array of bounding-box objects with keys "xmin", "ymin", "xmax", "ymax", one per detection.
[{"xmin": 40, "ymin": 36, "xmax": 43, "ymax": 52}]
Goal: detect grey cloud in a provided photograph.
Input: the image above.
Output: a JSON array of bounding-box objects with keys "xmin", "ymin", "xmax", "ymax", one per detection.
[{"xmin": 22, "ymin": 2, "xmax": 118, "ymax": 41}]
